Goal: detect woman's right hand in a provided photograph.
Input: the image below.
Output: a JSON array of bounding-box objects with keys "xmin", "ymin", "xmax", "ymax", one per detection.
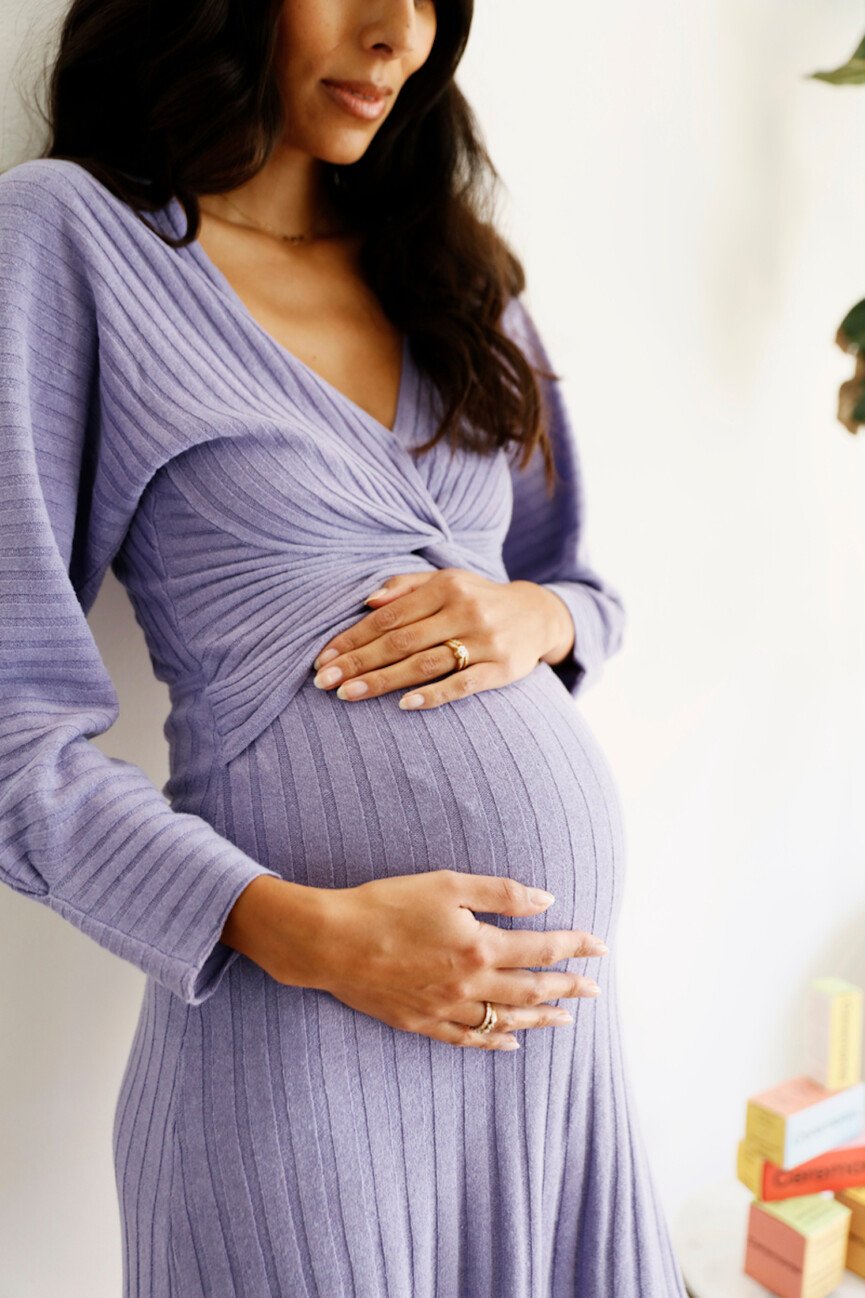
[{"xmin": 227, "ymin": 870, "xmax": 608, "ymax": 1051}]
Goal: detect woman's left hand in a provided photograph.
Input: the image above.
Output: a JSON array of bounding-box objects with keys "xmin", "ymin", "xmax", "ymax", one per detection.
[{"xmin": 311, "ymin": 569, "xmax": 576, "ymax": 711}]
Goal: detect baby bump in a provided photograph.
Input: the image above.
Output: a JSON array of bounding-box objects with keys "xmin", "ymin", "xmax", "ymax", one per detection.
[{"xmin": 214, "ymin": 661, "xmax": 626, "ymax": 943}]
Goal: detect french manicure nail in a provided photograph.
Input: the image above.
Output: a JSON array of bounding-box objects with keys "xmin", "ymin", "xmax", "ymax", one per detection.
[
  {"xmin": 314, "ymin": 647, "xmax": 338, "ymax": 669},
  {"xmin": 529, "ymin": 888, "xmax": 555, "ymax": 906},
  {"xmin": 591, "ymin": 941, "xmax": 609, "ymax": 955},
  {"xmin": 364, "ymin": 588, "xmax": 388, "ymax": 602},
  {"xmin": 399, "ymin": 693, "xmax": 425, "ymax": 710},
  {"xmin": 314, "ymin": 666, "xmax": 342, "ymax": 688},
  {"xmin": 337, "ymin": 680, "xmax": 368, "ymax": 699}
]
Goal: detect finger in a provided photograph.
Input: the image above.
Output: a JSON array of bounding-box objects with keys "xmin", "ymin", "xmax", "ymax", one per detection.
[
  {"xmin": 449, "ymin": 872, "xmax": 609, "ymax": 956},
  {"xmin": 452, "ymin": 1002, "xmax": 574, "ymax": 1033},
  {"xmin": 314, "ymin": 613, "xmax": 462, "ymax": 695},
  {"xmin": 397, "ymin": 662, "xmax": 505, "ymax": 711},
  {"xmin": 332, "ymin": 631, "xmax": 477, "ymax": 701},
  {"xmin": 421, "ymin": 1019, "xmax": 521, "ymax": 1050},
  {"xmin": 480, "ymin": 969, "xmax": 603, "ymax": 1005},
  {"xmin": 363, "ymin": 571, "xmax": 437, "ymax": 605},
  {"xmin": 312, "ymin": 584, "xmax": 446, "ymax": 676},
  {"xmin": 448, "ymin": 870, "xmax": 561, "ymax": 917},
  {"xmin": 485, "ymin": 926, "xmax": 610, "ymax": 966}
]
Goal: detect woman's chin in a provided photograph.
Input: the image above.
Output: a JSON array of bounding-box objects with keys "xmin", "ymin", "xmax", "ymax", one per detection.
[{"xmin": 282, "ymin": 113, "xmax": 388, "ymax": 167}]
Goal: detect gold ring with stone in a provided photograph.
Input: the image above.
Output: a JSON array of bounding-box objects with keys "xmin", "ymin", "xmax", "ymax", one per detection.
[{"xmin": 444, "ymin": 638, "xmax": 470, "ymax": 671}]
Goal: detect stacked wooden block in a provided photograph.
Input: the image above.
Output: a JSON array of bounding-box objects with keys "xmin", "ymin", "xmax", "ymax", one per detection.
[{"xmin": 737, "ymin": 978, "xmax": 865, "ymax": 1297}]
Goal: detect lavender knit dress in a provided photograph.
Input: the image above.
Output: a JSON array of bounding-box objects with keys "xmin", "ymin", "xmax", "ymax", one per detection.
[{"xmin": 0, "ymin": 157, "xmax": 687, "ymax": 1298}]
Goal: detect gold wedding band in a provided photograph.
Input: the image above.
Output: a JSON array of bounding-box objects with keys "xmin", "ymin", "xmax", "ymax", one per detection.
[
  {"xmin": 475, "ymin": 1001, "xmax": 497, "ymax": 1034},
  {"xmin": 444, "ymin": 637, "xmax": 470, "ymax": 671}
]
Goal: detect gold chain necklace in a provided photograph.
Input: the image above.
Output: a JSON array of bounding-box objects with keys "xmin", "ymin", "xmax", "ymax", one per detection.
[{"xmin": 213, "ymin": 191, "xmax": 349, "ymax": 245}]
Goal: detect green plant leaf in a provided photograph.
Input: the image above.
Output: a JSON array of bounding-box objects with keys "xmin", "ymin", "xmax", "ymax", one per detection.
[
  {"xmin": 809, "ymin": 32, "xmax": 865, "ymax": 84},
  {"xmin": 838, "ymin": 299, "xmax": 865, "ymax": 354},
  {"xmin": 811, "ymin": 62, "xmax": 865, "ymax": 85}
]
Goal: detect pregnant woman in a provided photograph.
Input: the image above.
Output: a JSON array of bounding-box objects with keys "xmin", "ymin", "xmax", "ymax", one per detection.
[{"xmin": 0, "ymin": 1, "xmax": 687, "ymax": 1295}]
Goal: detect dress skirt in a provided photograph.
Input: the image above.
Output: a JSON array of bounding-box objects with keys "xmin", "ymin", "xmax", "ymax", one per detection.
[{"xmin": 112, "ymin": 669, "xmax": 688, "ymax": 1297}]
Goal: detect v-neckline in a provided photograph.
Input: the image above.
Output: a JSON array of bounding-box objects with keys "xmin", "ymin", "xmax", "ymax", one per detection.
[{"xmin": 173, "ymin": 197, "xmax": 411, "ymax": 440}]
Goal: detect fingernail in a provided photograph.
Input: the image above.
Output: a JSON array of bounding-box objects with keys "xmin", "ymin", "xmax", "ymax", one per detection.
[
  {"xmin": 591, "ymin": 941, "xmax": 609, "ymax": 955},
  {"xmin": 314, "ymin": 666, "xmax": 342, "ymax": 688},
  {"xmin": 337, "ymin": 680, "xmax": 368, "ymax": 700},
  {"xmin": 529, "ymin": 888, "xmax": 555, "ymax": 906},
  {"xmin": 552, "ymin": 1011, "xmax": 573, "ymax": 1024},
  {"xmin": 314, "ymin": 647, "xmax": 338, "ymax": 669},
  {"xmin": 502, "ymin": 1039, "xmax": 521, "ymax": 1050},
  {"xmin": 585, "ymin": 982, "xmax": 601, "ymax": 996},
  {"xmin": 364, "ymin": 588, "xmax": 388, "ymax": 603},
  {"xmin": 399, "ymin": 693, "xmax": 425, "ymax": 710}
]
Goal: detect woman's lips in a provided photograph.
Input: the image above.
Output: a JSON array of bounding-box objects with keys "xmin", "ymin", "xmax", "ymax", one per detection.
[{"xmin": 321, "ymin": 80, "xmax": 390, "ymax": 122}]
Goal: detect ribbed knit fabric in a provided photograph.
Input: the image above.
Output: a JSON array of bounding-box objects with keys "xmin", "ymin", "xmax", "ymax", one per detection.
[{"xmin": 0, "ymin": 157, "xmax": 687, "ymax": 1297}]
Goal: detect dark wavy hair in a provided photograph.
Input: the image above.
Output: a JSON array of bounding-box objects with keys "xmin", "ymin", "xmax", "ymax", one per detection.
[{"xmin": 25, "ymin": 0, "xmax": 558, "ymax": 486}]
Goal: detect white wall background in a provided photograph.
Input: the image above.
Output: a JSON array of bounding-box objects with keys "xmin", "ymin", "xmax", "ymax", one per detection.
[{"xmin": 3, "ymin": 0, "xmax": 865, "ymax": 1292}]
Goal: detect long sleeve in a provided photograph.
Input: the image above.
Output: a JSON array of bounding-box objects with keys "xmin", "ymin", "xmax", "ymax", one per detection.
[
  {"xmin": 500, "ymin": 295, "xmax": 625, "ymax": 695},
  {"xmin": 0, "ymin": 163, "xmax": 283, "ymax": 1006}
]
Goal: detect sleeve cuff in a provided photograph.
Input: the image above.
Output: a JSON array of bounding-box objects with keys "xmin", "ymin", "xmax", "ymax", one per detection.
[
  {"xmin": 182, "ymin": 860, "xmax": 285, "ymax": 1005},
  {"xmin": 541, "ymin": 581, "xmax": 611, "ymax": 696},
  {"xmin": 45, "ymin": 853, "xmax": 285, "ymax": 1007}
]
